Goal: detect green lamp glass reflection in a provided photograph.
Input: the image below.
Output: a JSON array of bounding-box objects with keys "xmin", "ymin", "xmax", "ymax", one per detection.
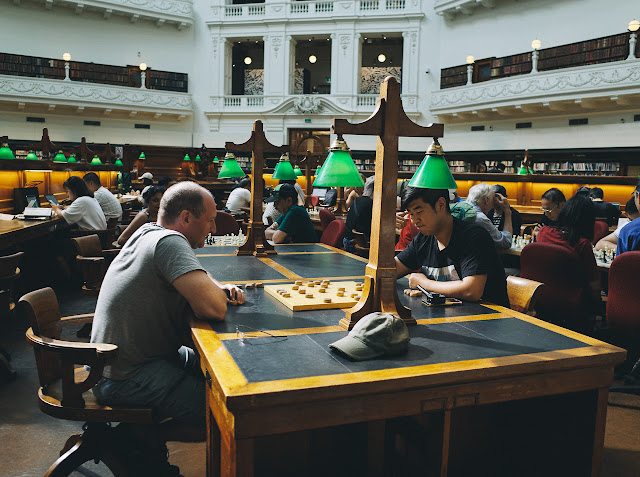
[
  {"xmin": 183, "ymin": 154, "xmax": 191, "ymax": 161},
  {"xmin": 26, "ymin": 152, "xmax": 38, "ymax": 161},
  {"xmin": 68, "ymin": 154, "xmax": 77, "ymax": 163},
  {"xmin": 114, "ymin": 158, "xmax": 124, "ymax": 167},
  {"xmin": 139, "ymin": 152, "xmax": 146, "ymax": 159},
  {"xmin": 217, "ymin": 152, "xmax": 246, "ymax": 179},
  {"xmin": 53, "ymin": 151, "xmax": 67, "ymax": 162},
  {"xmin": 293, "ymin": 166, "xmax": 303, "ymax": 176},
  {"xmin": 407, "ymin": 139, "xmax": 457, "ymax": 190},
  {"xmin": 90, "ymin": 155, "xmax": 102, "ymax": 165},
  {"xmin": 272, "ymin": 153, "xmax": 297, "ymax": 181},
  {"xmin": 195, "ymin": 155, "xmax": 201, "ymax": 162},
  {"xmin": 0, "ymin": 144, "xmax": 16, "ymax": 160},
  {"xmin": 213, "ymin": 156, "xmax": 219, "ymax": 163},
  {"xmin": 313, "ymin": 136, "xmax": 364, "ymax": 188}
]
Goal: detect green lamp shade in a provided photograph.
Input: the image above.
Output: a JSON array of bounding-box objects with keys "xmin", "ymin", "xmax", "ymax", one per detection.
[
  {"xmin": 90, "ymin": 155, "xmax": 102, "ymax": 165},
  {"xmin": 195, "ymin": 155, "xmax": 201, "ymax": 162},
  {"xmin": 26, "ymin": 152, "xmax": 38, "ymax": 160},
  {"xmin": 293, "ymin": 166, "xmax": 302, "ymax": 176},
  {"xmin": 313, "ymin": 150, "xmax": 364, "ymax": 188},
  {"xmin": 408, "ymin": 153, "xmax": 458, "ymax": 189},
  {"xmin": 272, "ymin": 160, "xmax": 298, "ymax": 181},
  {"xmin": 183, "ymin": 154, "xmax": 191, "ymax": 161},
  {"xmin": 0, "ymin": 145, "xmax": 16, "ymax": 160},
  {"xmin": 217, "ymin": 158, "xmax": 246, "ymax": 179},
  {"xmin": 68, "ymin": 154, "xmax": 77, "ymax": 163},
  {"xmin": 139, "ymin": 152, "xmax": 146, "ymax": 159},
  {"xmin": 213, "ymin": 156, "xmax": 219, "ymax": 163},
  {"xmin": 114, "ymin": 158, "xmax": 124, "ymax": 167},
  {"xmin": 53, "ymin": 152, "xmax": 67, "ymax": 162}
]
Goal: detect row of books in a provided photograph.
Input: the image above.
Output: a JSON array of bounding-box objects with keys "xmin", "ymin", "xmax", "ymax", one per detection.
[
  {"xmin": 491, "ymin": 54, "xmax": 531, "ymax": 68},
  {"xmin": 538, "ymin": 34, "xmax": 627, "ymax": 59}
]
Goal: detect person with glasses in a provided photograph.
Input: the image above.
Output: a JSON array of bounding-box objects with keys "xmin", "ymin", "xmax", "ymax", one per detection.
[
  {"xmin": 536, "ymin": 194, "xmax": 601, "ymax": 306},
  {"xmin": 533, "ymin": 188, "xmax": 566, "ymax": 239},
  {"xmin": 617, "ymin": 182, "xmax": 640, "ymax": 255}
]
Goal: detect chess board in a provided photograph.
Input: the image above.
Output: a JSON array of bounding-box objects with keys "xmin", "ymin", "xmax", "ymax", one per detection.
[
  {"xmin": 265, "ymin": 280, "xmax": 364, "ymax": 311},
  {"xmin": 205, "ymin": 233, "xmax": 246, "ymax": 246}
]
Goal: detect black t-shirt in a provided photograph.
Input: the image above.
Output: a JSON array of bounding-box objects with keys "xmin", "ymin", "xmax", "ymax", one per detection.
[
  {"xmin": 345, "ymin": 196, "xmax": 373, "ymax": 240},
  {"xmin": 592, "ymin": 200, "xmax": 620, "ymax": 226},
  {"xmin": 488, "ymin": 207, "xmax": 522, "ymax": 236},
  {"xmin": 396, "ymin": 217, "xmax": 509, "ymax": 307}
]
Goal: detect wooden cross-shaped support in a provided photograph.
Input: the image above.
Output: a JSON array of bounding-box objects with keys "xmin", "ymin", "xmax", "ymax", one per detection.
[
  {"xmin": 226, "ymin": 120, "xmax": 288, "ymax": 257},
  {"xmin": 300, "ymin": 151, "xmax": 321, "ymax": 209},
  {"xmin": 74, "ymin": 137, "xmax": 94, "ymax": 163},
  {"xmin": 334, "ymin": 187, "xmax": 348, "ymax": 216},
  {"xmin": 29, "ymin": 128, "xmax": 57, "ymax": 160},
  {"xmin": 333, "ymin": 76, "xmax": 444, "ymax": 330},
  {"xmin": 101, "ymin": 143, "xmax": 117, "ymax": 165}
]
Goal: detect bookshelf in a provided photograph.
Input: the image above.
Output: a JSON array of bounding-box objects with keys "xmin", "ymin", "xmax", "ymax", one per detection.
[
  {"xmin": 532, "ymin": 161, "xmax": 620, "ymax": 176},
  {"xmin": 354, "ymin": 157, "xmax": 375, "ymax": 172},
  {"xmin": 236, "ymin": 156, "xmax": 252, "ymax": 171},
  {"xmin": 0, "ymin": 52, "xmax": 188, "ymax": 93},
  {"xmin": 487, "ymin": 160, "xmax": 516, "ymax": 173},
  {"xmin": 440, "ymin": 31, "xmax": 637, "ymax": 89}
]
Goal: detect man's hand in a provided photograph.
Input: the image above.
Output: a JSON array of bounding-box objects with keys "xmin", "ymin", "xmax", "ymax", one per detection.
[
  {"xmin": 395, "ymin": 212, "xmax": 408, "ymax": 229},
  {"xmin": 532, "ymin": 224, "xmax": 541, "ymax": 239},
  {"xmin": 408, "ymin": 273, "xmax": 426, "ymax": 289},
  {"xmin": 221, "ymin": 284, "xmax": 245, "ymax": 304},
  {"xmin": 494, "ymin": 194, "xmax": 511, "ymax": 215}
]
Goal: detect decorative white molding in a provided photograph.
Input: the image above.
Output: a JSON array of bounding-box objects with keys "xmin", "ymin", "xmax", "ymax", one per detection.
[
  {"xmin": 434, "ymin": 0, "xmax": 495, "ymax": 19},
  {"xmin": 14, "ymin": 0, "xmax": 194, "ymax": 29},
  {"xmin": 430, "ymin": 61, "xmax": 640, "ymax": 120},
  {"xmin": 0, "ymin": 75, "xmax": 193, "ymax": 117},
  {"xmin": 207, "ymin": 0, "xmax": 423, "ymax": 25}
]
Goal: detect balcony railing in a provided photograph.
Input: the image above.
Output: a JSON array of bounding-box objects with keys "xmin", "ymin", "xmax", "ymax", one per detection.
[
  {"xmin": 0, "ymin": 74, "xmax": 193, "ymax": 118},
  {"xmin": 430, "ymin": 60, "xmax": 640, "ymax": 121},
  {"xmin": 209, "ymin": 0, "xmax": 422, "ymax": 23}
]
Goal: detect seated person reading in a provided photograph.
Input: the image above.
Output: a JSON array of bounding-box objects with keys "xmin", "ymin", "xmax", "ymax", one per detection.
[
  {"xmin": 51, "ymin": 176, "xmax": 107, "ymax": 231},
  {"xmin": 395, "ymin": 187, "xmax": 509, "ymax": 307},
  {"xmin": 83, "ymin": 172, "xmax": 122, "ymax": 220},
  {"xmin": 225, "ymin": 178, "xmax": 251, "ymax": 216},
  {"xmin": 595, "ymin": 196, "xmax": 639, "ymax": 253},
  {"xmin": 465, "ymin": 183, "xmax": 512, "ymax": 249},
  {"xmin": 265, "ymin": 184, "xmax": 317, "ymax": 244},
  {"xmin": 91, "ymin": 182, "xmax": 244, "ymax": 475},
  {"xmin": 589, "ymin": 187, "xmax": 621, "ymax": 226},
  {"xmin": 533, "ymin": 188, "xmax": 566, "ymax": 239},
  {"xmin": 617, "ymin": 181, "xmax": 640, "ymax": 255},
  {"xmin": 344, "ymin": 176, "xmax": 374, "ymax": 252}
]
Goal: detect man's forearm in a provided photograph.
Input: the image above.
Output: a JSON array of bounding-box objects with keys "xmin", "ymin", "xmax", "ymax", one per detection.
[
  {"xmin": 410, "ymin": 274, "xmax": 484, "ymax": 301},
  {"xmin": 503, "ymin": 210, "xmax": 513, "ymax": 235}
]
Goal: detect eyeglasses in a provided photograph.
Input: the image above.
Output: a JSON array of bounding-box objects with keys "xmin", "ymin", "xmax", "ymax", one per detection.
[
  {"xmin": 541, "ymin": 205, "xmax": 558, "ymax": 214},
  {"xmin": 235, "ymin": 324, "xmax": 285, "ymax": 344}
]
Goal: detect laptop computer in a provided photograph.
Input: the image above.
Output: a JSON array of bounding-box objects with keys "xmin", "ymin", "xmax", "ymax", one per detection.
[{"xmin": 44, "ymin": 194, "xmax": 59, "ymax": 205}]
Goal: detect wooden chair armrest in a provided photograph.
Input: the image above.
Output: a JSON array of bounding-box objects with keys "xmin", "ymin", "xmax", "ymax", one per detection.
[
  {"xmin": 60, "ymin": 314, "xmax": 95, "ymax": 326},
  {"xmin": 102, "ymin": 249, "xmax": 121, "ymax": 258},
  {"xmin": 75, "ymin": 256, "xmax": 105, "ymax": 263},
  {"xmin": 26, "ymin": 327, "xmax": 117, "ymax": 359}
]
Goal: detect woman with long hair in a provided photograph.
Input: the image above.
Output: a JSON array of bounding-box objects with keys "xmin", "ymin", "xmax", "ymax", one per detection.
[{"xmin": 51, "ymin": 176, "xmax": 106, "ymax": 231}]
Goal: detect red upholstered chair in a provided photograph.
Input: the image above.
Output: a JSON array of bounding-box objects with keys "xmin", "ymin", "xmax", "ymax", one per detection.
[
  {"xmin": 520, "ymin": 242, "xmax": 596, "ymax": 332},
  {"xmin": 311, "ymin": 196, "xmax": 319, "ymax": 207},
  {"xmin": 592, "ymin": 220, "xmax": 609, "ymax": 245},
  {"xmin": 318, "ymin": 208, "xmax": 335, "ymax": 232},
  {"xmin": 606, "ymin": 252, "xmax": 640, "ymax": 369},
  {"xmin": 320, "ymin": 220, "xmax": 347, "ymax": 248},
  {"xmin": 214, "ymin": 210, "xmax": 240, "ymax": 236}
]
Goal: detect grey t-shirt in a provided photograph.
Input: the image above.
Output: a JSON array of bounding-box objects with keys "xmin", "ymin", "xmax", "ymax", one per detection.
[{"xmin": 91, "ymin": 223, "xmax": 205, "ymax": 380}]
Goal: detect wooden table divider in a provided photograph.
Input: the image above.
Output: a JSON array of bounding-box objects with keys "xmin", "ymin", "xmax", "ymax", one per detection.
[
  {"xmin": 226, "ymin": 120, "xmax": 288, "ymax": 257},
  {"xmin": 332, "ymin": 76, "xmax": 444, "ymax": 330}
]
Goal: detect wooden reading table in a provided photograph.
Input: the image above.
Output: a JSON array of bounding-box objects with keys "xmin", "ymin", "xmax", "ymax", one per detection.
[
  {"xmin": 0, "ymin": 215, "xmax": 66, "ymax": 251},
  {"xmin": 191, "ymin": 243, "xmax": 624, "ymax": 477}
]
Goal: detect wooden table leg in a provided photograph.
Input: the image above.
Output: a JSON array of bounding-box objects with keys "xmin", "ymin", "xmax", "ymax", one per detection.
[
  {"xmin": 220, "ymin": 434, "xmax": 254, "ymax": 477},
  {"xmin": 590, "ymin": 386, "xmax": 610, "ymax": 477}
]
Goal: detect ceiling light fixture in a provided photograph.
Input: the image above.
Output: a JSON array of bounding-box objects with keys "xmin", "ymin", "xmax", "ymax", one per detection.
[{"xmin": 309, "ymin": 55, "xmax": 317, "ymax": 64}]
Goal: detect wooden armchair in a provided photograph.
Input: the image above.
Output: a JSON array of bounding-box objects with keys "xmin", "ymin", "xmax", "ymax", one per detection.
[
  {"xmin": 21, "ymin": 287, "xmax": 154, "ymax": 476},
  {"xmin": 70, "ymin": 217, "xmax": 119, "ymax": 249},
  {"xmin": 351, "ymin": 230, "xmax": 370, "ymax": 258},
  {"xmin": 506, "ymin": 276, "xmax": 545, "ymax": 315},
  {"xmin": 71, "ymin": 235, "xmax": 120, "ymax": 296},
  {"xmin": 0, "ymin": 251, "xmax": 24, "ymax": 381}
]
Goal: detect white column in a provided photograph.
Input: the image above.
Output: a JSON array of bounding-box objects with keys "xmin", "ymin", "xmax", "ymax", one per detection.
[
  {"xmin": 401, "ymin": 30, "xmax": 419, "ymax": 95},
  {"xmin": 531, "ymin": 50, "xmax": 539, "ymax": 73},
  {"xmin": 211, "ymin": 35, "xmax": 229, "ymax": 97},
  {"xmin": 628, "ymin": 32, "xmax": 638, "ymax": 60},
  {"xmin": 332, "ymin": 30, "xmax": 359, "ymax": 97},
  {"xmin": 223, "ymin": 39, "xmax": 232, "ymax": 95},
  {"xmin": 264, "ymin": 32, "xmax": 288, "ymax": 97},
  {"xmin": 354, "ymin": 33, "xmax": 363, "ymax": 94}
]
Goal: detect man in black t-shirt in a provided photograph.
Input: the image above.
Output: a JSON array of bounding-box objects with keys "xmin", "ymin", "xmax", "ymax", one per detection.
[
  {"xmin": 395, "ymin": 187, "xmax": 509, "ymax": 307},
  {"xmin": 589, "ymin": 187, "xmax": 621, "ymax": 226}
]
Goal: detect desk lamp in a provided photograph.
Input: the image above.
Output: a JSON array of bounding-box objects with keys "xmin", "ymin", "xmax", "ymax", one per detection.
[
  {"xmin": 114, "ymin": 158, "xmax": 124, "ymax": 167},
  {"xmin": 271, "ymin": 153, "xmax": 297, "ymax": 180},
  {"xmin": 408, "ymin": 139, "xmax": 457, "ymax": 189},
  {"xmin": 90, "ymin": 155, "xmax": 102, "ymax": 165},
  {"xmin": 217, "ymin": 152, "xmax": 246, "ymax": 179},
  {"xmin": 0, "ymin": 144, "xmax": 16, "ymax": 160},
  {"xmin": 68, "ymin": 154, "xmax": 77, "ymax": 163},
  {"xmin": 53, "ymin": 151, "xmax": 67, "ymax": 162},
  {"xmin": 26, "ymin": 152, "xmax": 38, "ymax": 160},
  {"xmin": 312, "ymin": 135, "xmax": 364, "ymax": 216},
  {"xmin": 293, "ymin": 165, "xmax": 303, "ymax": 176}
]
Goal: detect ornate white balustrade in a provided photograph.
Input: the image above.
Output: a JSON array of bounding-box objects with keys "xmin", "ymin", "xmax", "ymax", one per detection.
[
  {"xmin": 13, "ymin": 0, "xmax": 193, "ymax": 28},
  {"xmin": 430, "ymin": 60, "xmax": 640, "ymax": 122},
  {"xmin": 209, "ymin": 0, "xmax": 421, "ymax": 23},
  {"xmin": 205, "ymin": 93, "xmax": 419, "ymax": 129},
  {"xmin": 0, "ymin": 75, "xmax": 193, "ymax": 120}
]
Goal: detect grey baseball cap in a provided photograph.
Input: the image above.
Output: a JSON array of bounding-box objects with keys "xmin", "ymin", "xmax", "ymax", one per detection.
[{"xmin": 329, "ymin": 312, "xmax": 410, "ymax": 361}]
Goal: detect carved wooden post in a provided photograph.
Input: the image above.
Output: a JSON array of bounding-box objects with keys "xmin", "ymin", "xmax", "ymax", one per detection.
[
  {"xmin": 333, "ymin": 77, "xmax": 444, "ymax": 329},
  {"xmin": 301, "ymin": 150, "xmax": 319, "ymax": 209},
  {"xmin": 334, "ymin": 187, "xmax": 347, "ymax": 216},
  {"xmin": 226, "ymin": 121, "xmax": 288, "ymax": 257},
  {"xmin": 74, "ymin": 137, "xmax": 94, "ymax": 163},
  {"xmin": 29, "ymin": 128, "xmax": 57, "ymax": 160}
]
